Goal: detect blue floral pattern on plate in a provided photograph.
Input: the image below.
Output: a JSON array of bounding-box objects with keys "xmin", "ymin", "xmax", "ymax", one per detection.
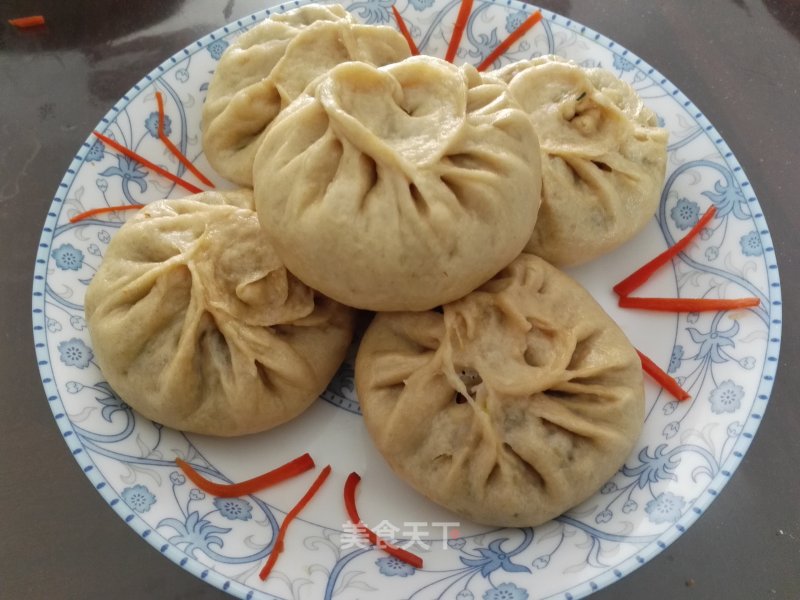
[{"xmin": 32, "ymin": 1, "xmax": 781, "ymax": 599}]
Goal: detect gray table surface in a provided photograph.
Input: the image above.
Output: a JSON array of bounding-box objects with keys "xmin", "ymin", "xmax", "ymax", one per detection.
[{"xmin": 1, "ymin": 0, "xmax": 798, "ymax": 598}]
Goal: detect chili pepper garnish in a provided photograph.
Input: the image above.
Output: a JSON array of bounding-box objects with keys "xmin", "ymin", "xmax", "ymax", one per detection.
[
  {"xmin": 259, "ymin": 465, "xmax": 332, "ymax": 580},
  {"xmin": 476, "ymin": 10, "xmax": 543, "ymax": 72},
  {"xmin": 619, "ymin": 296, "xmax": 760, "ymax": 312},
  {"xmin": 69, "ymin": 204, "xmax": 144, "ymax": 224},
  {"xmin": 343, "ymin": 472, "xmax": 424, "ymax": 568},
  {"xmin": 9, "ymin": 15, "xmax": 45, "ymax": 28},
  {"xmin": 391, "ymin": 5, "xmax": 420, "ymax": 56},
  {"xmin": 445, "ymin": 0, "xmax": 474, "ymax": 63},
  {"xmin": 92, "ymin": 130, "xmax": 203, "ymax": 194},
  {"xmin": 613, "ymin": 206, "xmax": 717, "ymax": 297},
  {"xmin": 154, "ymin": 91, "xmax": 215, "ymax": 188},
  {"xmin": 175, "ymin": 453, "xmax": 315, "ymax": 498},
  {"xmin": 636, "ymin": 349, "xmax": 691, "ymax": 401}
]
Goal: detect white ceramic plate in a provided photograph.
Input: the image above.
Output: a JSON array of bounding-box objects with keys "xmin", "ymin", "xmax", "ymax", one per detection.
[{"xmin": 32, "ymin": 1, "xmax": 782, "ymax": 599}]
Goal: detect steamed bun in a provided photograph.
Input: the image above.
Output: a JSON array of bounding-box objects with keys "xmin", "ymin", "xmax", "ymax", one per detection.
[
  {"xmin": 355, "ymin": 253, "xmax": 644, "ymax": 527},
  {"xmin": 494, "ymin": 55, "xmax": 668, "ymax": 267},
  {"xmin": 202, "ymin": 3, "xmax": 411, "ymax": 186},
  {"xmin": 85, "ymin": 190, "xmax": 356, "ymax": 437},
  {"xmin": 254, "ymin": 56, "xmax": 542, "ymax": 312}
]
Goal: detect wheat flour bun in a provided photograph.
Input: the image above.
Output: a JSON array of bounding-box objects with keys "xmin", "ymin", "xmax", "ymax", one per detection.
[
  {"xmin": 253, "ymin": 55, "xmax": 542, "ymax": 311},
  {"xmin": 201, "ymin": 3, "xmax": 411, "ymax": 186},
  {"xmin": 494, "ymin": 55, "xmax": 668, "ymax": 267},
  {"xmin": 355, "ymin": 253, "xmax": 644, "ymax": 527},
  {"xmin": 85, "ymin": 189, "xmax": 356, "ymax": 437}
]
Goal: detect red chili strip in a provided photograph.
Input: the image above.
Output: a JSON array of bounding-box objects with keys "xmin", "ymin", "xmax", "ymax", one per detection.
[
  {"xmin": 69, "ymin": 204, "xmax": 143, "ymax": 224},
  {"xmin": 259, "ymin": 465, "xmax": 332, "ymax": 580},
  {"xmin": 92, "ymin": 130, "xmax": 203, "ymax": 194},
  {"xmin": 155, "ymin": 91, "xmax": 215, "ymax": 188},
  {"xmin": 175, "ymin": 453, "xmax": 315, "ymax": 498},
  {"xmin": 343, "ymin": 472, "xmax": 424, "ymax": 569},
  {"xmin": 445, "ymin": 0, "xmax": 474, "ymax": 63},
  {"xmin": 619, "ymin": 296, "xmax": 760, "ymax": 312},
  {"xmin": 9, "ymin": 15, "xmax": 45, "ymax": 28},
  {"xmin": 613, "ymin": 206, "xmax": 718, "ymax": 298},
  {"xmin": 392, "ymin": 5, "xmax": 420, "ymax": 56},
  {"xmin": 477, "ymin": 10, "xmax": 543, "ymax": 72},
  {"xmin": 637, "ymin": 349, "xmax": 690, "ymax": 402}
]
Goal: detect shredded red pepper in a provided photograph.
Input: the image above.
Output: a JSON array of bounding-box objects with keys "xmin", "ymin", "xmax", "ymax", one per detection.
[
  {"xmin": 92, "ymin": 130, "xmax": 203, "ymax": 194},
  {"xmin": 445, "ymin": 0, "xmax": 474, "ymax": 63},
  {"xmin": 9, "ymin": 15, "xmax": 45, "ymax": 28},
  {"xmin": 259, "ymin": 465, "xmax": 332, "ymax": 580},
  {"xmin": 343, "ymin": 472, "xmax": 424, "ymax": 569},
  {"xmin": 636, "ymin": 349, "xmax": 690, "ymax": 401},
  {"xmin": 69, "ymin": 204, "xmax": 143, "ymax": 224},
  {"xmin": 619, "ymin": 296, "xmax": 760, "ymax": 312},
  {"xmin": 613, "ymin": 206, "xmax": 717, "ymax": 297},
  {"xmin": 391, "ymin": 6, "xmax": 420, "ymax": 56},
  {"xmin": 154, "ymin": 92, "xmax": 215, "ymax": 188},
  {"xmin": 175, "ymin": 454, "xmax": 315, "ymax": 498},
  {"xmin": 612, "ymin": 206, "xmax": 758, "ymax": 314},
  {"xmin": 477, "ymin": 11, "xmax": 543, "ymax": 72}
]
